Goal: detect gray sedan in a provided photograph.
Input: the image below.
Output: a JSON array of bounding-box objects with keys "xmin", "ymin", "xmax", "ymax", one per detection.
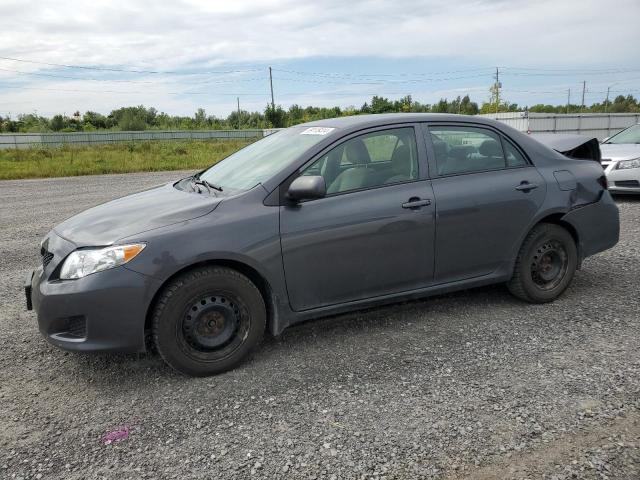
[{"xmin": 26, "ymin": 114, "xmax": 619, "ymax": 376}]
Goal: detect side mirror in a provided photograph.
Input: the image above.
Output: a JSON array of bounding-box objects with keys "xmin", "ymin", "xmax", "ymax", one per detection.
[{"xmin": 287, "ymin": 175, "xmax": 326, "ymax": 201}]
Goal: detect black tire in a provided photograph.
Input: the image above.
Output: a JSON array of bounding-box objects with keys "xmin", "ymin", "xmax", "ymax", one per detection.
[
  {"xmin": 152, "ymin": 267, "xmax": 265, "ymax": 376},
  {"xmin": 507, "ymin": 223, "xmax": 578, "ymax": 303}
]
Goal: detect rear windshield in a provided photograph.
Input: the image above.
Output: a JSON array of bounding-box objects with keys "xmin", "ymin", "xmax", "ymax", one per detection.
[{"xmin": 199, "ymin": 127, "xmax": 332, "ymax": 190}]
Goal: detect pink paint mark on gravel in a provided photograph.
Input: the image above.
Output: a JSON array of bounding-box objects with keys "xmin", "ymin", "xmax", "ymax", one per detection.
[{"xmin": 102, "ymin": 426, "xmax": 130, "ymax": 445}]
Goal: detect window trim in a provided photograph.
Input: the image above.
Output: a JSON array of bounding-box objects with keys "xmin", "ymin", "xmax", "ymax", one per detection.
[
  {"xmin": 279, "ymin": 123, "xmax": 427, "ymax": 202},
  {"xmin": 421, "ymin": 122, "xmax": 532, "ymax": 179},
  {"xmin": 499, "ymin": 135, "xmax": 530, "ymax": 169}
]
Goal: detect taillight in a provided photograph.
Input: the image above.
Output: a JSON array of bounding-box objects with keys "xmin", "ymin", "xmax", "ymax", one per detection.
[{"xmin": 598, "ymin": 175, "xmax": 608, "ymax": 190}]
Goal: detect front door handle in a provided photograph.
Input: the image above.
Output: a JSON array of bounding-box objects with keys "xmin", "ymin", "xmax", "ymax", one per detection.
[
  {"xmin": 515, "ymin": 181, "xmax": 539, "ymax": 192},
  {"xmin": 402, "ymin": 198, "xmax": 431, "ymax": 209}
]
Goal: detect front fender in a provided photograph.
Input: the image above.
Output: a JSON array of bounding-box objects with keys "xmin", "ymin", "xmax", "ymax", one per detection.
[{"xmin": 118, "ymin": 189, "xmax": 292, "ymax": 334}]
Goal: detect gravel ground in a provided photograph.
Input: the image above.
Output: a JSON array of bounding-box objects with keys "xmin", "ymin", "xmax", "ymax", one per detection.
[{"xmin": 1, "ymin": 171, "xmax": 638, "ymax": 480}]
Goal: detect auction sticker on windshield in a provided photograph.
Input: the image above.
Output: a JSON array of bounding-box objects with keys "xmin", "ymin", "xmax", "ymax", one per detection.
[{"xmin": 300, "ymin": 127, "xmax": 335, "ymax": 135}]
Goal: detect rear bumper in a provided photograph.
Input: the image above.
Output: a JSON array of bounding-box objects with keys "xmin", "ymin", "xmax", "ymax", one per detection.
[
  {"xmin": 561, "ymin": 191, "xmax": 620, "ymax": 259},
  {"xmin": 29, "ymin": 264, "xmax": 162, "ymax": 353}
]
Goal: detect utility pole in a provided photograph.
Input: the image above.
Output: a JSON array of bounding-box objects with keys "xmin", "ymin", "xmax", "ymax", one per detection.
[
  {"xmin": 269, "ymin": 66, "xmax": 275, "ymax": 111},
  {"xmin": 566, "ymin": 88, "xmax": 571, "ymax": 114},
  {"xmin": 237, "ymin": 97, "xmax": 241, "ymax": 129},
  {"xmin": 605, "ymin": 86, "xmax": 611, "ymax": 113},
  {"xmin": 580, "ymin": 81, "xmax": 586, "ymax": 112},
  {"xmin": 494, "ymin": 67, "xmax": 501, "ymax": 114}
]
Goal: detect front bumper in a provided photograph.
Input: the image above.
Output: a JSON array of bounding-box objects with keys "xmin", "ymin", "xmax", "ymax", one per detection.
[
  {"xmin": 28, "ymin": 233, "xmax": 162, "ymax": 353},
  {"xmin": 602, "ymin": 162, "xmax": 640, "ymax": 194}
]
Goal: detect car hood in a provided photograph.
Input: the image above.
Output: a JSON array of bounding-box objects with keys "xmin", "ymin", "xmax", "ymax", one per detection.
[
  {"xmin": 599, "ymin": 143, "xmax": 640, "ymax": 161},
  {"xmin": 54, "ymin": 182, "xmax": 222, "ymax": 246}
]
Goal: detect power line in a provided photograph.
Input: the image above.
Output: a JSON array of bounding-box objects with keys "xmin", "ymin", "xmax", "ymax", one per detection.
[
  {"xmin": 502, "ymin": 69, "xmax": 640, "ymax": 77},
  {"xmin": 0, "ymin": 55, "xmax": 263, "ymax": 76},
  {"xmin": 272, "ymin": 73, "xmax": 494, "ymax": 85},
  {"xmin": 501, "ymin": 66, "xmax": 640, "ymax": 74},
  {"xmin": 0, "ymin": 66, "xmax": 266, "ymax": 85},
  {"xmin": 272, "ymin": 67, "xmax": 494, "ymax": 78},
  {"xmin": 0, "ymin": 67, "xmax": 156, "ymax": 84},
  {"xmin": 0, "ymin": 84, "xmax": 269, "ymax": 96}
]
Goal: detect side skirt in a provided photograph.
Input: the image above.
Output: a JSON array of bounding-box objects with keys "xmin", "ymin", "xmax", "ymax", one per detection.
[{"xmin": 271, "ymin": 268, "xmax": 512, "ymax": 335}]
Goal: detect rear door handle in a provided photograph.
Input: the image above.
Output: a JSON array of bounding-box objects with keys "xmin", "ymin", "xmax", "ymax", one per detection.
[
  {"xmin": 402, "ymin": 198, "xmax": 431, "ymax": 209},
  {"xmin": 515, "ymin": 181, "xmax": 539, "ymax": 192}
]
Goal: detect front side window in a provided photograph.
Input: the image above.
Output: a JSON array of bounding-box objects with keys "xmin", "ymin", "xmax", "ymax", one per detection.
[
  {"xmin": 429, "ymin": 126, "xmax": 507, "ymax": 175},
  {"xmin": 302, "ymin": 127, "xmax": 418, "ymax": 195},
  {"xmin": 200, "ymin": 127, "xmax": 330, "ymax": 191}
]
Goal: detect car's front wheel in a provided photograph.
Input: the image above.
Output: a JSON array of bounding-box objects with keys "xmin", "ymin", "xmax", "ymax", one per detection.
[
  {"xmin": 152, "ymin": 266, "xmax": 266, "ymax": 376},
  {"xmin": 508, "ymin": 223, "xmax": 578, "ymax": 303}
]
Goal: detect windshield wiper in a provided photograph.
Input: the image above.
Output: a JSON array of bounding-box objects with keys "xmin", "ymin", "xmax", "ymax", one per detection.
[{"xmin": 191, "ymin": 174, "xmax": 223, "ymax": 193}]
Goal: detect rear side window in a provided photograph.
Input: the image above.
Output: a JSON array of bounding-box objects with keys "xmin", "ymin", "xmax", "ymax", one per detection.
[
  {"xmin": 429, "ymin": 126, "xmax": 506, "ymax": 175},
  {"xmin": 503, "ymin": 139, "xmax": 528, "ymax": 167}
]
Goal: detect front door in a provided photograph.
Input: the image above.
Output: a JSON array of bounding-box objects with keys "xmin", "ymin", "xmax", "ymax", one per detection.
[{"xmin": 280, "ymin": 126, "xmax": 436, "ymax": 311}]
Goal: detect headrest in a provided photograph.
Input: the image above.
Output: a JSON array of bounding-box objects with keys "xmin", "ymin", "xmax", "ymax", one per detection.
[
  {"xmin": 345, "ymin": 139, "xmax": 371, "ymax": 165},
  {"xmin": 432, "ymin": 140, "xmax": 448, "ymax": 158},
  {"xmin": 478, "ymin": 139, "xmax": 502, "ymax": 157},
  {"xmin": 391, "ymin": 145, "xmax": 411, "ymax": 175}
]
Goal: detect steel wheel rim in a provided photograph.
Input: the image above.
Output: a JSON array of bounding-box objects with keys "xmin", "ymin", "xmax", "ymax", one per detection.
[
  {"xmin": 177, "ymin": 292, "xmax": 250, "ymax": 362},
  {"xmin": 530, "ymin": 239, "xmax": 568, "ymax": 291}
]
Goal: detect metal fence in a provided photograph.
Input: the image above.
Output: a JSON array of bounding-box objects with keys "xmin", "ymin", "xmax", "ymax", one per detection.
[
  {"xmin": 2, "ymin": 113, "xmax": 639, "ymax": 149},
  {"xmin": 0, "ymin": 129, "xmax": 271, "ymax": 149},
  {"xmin": 478, "ymin": 112, "xmax": 640, "ymax": 140}
]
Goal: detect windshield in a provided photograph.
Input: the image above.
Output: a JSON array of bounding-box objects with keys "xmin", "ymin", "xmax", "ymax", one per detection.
[
  {"xmin": 199, "ymin": 127, "xmax": 332, "ymax": 190},
  {"xmin": 605, "ymin": 124, "xmax": 640, "ymax": 144}
]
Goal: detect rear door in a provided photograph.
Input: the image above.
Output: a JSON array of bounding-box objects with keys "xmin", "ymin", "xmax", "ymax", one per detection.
[
  {"xmin": 423, "ymin": 123, "xmax": 546, "ymax": 284},
  {"xmin": 280, "ymin": 125, "xmax": 436, "ymax": 311}
]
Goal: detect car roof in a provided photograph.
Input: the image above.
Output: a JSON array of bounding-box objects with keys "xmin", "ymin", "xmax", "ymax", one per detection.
[{"xmin": 300, "ymin": 113, "xmax": 501, "ymax": 129}]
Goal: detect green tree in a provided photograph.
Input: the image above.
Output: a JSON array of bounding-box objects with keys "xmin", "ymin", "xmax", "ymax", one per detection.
[
  {"xmin": 194, "ymin": 108, "xmax": 207, "ymax": 127},
  {"xmin": 83, "ymin": 111, "xmax": 108, "ymax": 129},
  {"xmin": 369, "ymin": 96, "xmax": 395, "ymax": 114},
  {"xmin": 264, "ymin": 105, "xmax": 287, "ymax": 128},
  {"xmin": 50, "ymin": 115, "xmax": 65, "ymax": 131},
  {"xmin": 118, "ymin": 110, "xmax": 146, "ymax": 131}
]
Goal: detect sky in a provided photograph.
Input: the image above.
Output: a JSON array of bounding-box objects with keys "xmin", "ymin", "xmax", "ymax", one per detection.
[{"xmin": 1, "ymin": 0, "xmax": 639, "ymax": 118}]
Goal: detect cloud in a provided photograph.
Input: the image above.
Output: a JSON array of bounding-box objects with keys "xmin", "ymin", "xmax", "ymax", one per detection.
[{"xmin": 0, "ymin": 0, "xmax": 638, "ymax": 115}]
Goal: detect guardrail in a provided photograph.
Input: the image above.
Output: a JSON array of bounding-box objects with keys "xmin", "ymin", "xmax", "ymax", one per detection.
[{"xmin": 0, "ymin": 129, "xmax": 272, "ymax": 149}]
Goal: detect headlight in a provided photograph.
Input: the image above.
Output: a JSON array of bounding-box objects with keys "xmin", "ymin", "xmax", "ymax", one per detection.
[
  {"xmin": 60, "ymin": 243, "xmax": 146, "ymax": 279},
  {"xmin": 617, "ymin": 158, "xmax": 640, "ymax": 170}
]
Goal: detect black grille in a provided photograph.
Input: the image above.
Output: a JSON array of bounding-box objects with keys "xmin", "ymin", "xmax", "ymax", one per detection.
[
  {"xmin": 614, "ymin": 180, "xmax": 640, "ymax": 188},
  {"xmin": 40, "ymin": 238, "xmax": 54, "ymax": 268},
  {"xmin": 42, "ymin": 250, "xmax": 54, "ymax": 267},
  {"xmin": 65, "ymin": 316, "xmax": 87, "ymax": 338}
]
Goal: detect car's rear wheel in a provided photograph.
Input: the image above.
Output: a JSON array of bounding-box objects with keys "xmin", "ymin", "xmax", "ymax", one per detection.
[
  {"xmin": 507, "ymin": 223, "xmax": 578, "ymax": 303},
  {"xmin": 152, "ymin": 267, "xmax": 265, "ymax": 376}
]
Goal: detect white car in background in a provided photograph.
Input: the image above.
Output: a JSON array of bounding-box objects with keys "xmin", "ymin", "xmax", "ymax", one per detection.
[{"xmin": 600, "ymin": 124, "xmax": 640, "ymax": 194}]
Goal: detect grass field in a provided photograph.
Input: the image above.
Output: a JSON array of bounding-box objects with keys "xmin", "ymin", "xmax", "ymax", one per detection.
[{"xmin": 0, "ymin": 139, "xmax": 253, "ymax": 180}]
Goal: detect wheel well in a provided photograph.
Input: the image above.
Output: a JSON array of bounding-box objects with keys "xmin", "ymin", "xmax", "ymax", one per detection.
[
  {"xmin": 143, "ymin": 260, "xmax": 275, "ymax": 346},
  {"xmin": 533, "ymin": 213, "xmax": 582, "ymax": 268},
  {"xmin": 536, "ymin": 213, "xmax": 579, "ymax": 246}
]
